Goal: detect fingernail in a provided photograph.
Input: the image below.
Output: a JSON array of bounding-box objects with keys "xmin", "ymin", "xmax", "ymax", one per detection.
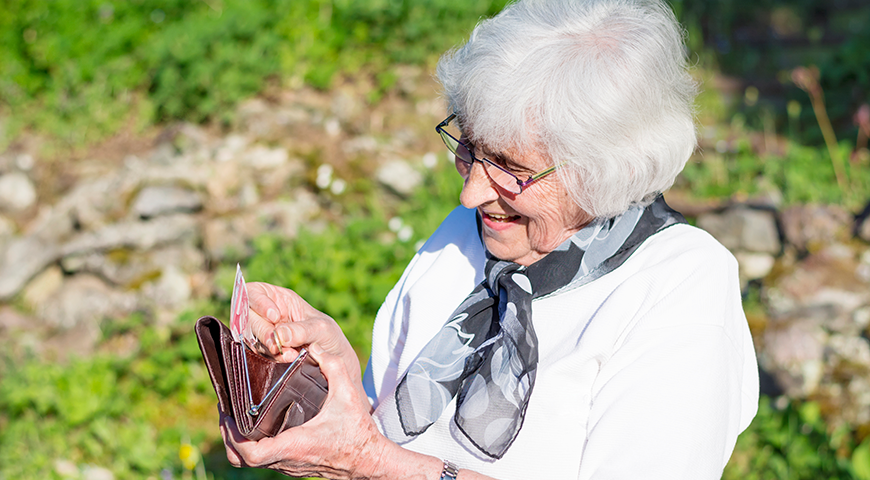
[
  {"xmin": 310, "ymin": 343, "xmax": 323, "ymax": 355},
  {"xmin": 267, "ymin": 308, "xmax": 279, "ymax": 322},
  {"xmin": 276, "ymin": 325, "xmax": 292, "ymax": 345}
]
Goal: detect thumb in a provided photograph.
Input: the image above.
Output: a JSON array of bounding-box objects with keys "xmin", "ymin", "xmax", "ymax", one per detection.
[{"xmin": 247, "ymin": 282, "xmax": 281, "ymax": 323}]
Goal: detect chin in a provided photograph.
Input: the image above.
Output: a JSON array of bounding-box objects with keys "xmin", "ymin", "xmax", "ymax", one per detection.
[{"xmin": 483, "ymin": 240, "xmax": 519, "ymax": 263}]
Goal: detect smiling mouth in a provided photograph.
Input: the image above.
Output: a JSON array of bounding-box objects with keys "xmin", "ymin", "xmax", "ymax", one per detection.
[{"xmin": 484, "ymin": 212, "xmax": 520, "ymax": 223}]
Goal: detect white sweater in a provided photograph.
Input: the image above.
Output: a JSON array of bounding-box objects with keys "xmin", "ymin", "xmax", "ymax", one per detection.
[{"xmin": 363, "ymin": 206, "xmax": 759, "ymax": 479}]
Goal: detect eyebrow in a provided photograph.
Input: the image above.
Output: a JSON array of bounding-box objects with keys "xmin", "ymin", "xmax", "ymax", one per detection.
[
  {"xmin": 466, "ymin": 137, "xmax": 536, "ymax": 174},
  {"xmin": 483, "ymin": 149, "xmax": 533, "ymax": 174}
]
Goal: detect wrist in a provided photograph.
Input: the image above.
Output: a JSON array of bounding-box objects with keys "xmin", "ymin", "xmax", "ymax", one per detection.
[
  {"xmin": 358, "ymin": 438, "xmax": 444, "ymax": 480},
  {"xmin": 439, "ymin": 459, "xmax": 459, "ymax": 480}
]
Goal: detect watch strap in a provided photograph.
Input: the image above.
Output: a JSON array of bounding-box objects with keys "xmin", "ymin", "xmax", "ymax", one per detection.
[{"xmin": 440, "ymin": 459, "xmax": 459, "ymax": 479}]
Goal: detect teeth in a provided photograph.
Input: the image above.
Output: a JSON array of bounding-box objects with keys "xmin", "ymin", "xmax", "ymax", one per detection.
[{"xmin": 488, "ymin": 213, "xmax": 515, "ymax": 221}]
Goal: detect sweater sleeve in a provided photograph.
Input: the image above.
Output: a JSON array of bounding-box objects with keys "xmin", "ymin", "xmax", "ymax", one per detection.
[{"xmin": 576, "ymin": 233, "xmax": 759, "ymax": 480}]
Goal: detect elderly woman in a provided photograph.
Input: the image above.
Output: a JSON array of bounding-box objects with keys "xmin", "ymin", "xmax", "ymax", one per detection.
[{"xmin": 220, "ymin": 0, "xmax": 759, "ymax": 478}]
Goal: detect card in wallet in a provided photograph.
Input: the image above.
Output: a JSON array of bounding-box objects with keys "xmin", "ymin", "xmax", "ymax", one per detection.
[{"xmin": 195, "ymin": 315, "xmax": 329, "ymax": 441}]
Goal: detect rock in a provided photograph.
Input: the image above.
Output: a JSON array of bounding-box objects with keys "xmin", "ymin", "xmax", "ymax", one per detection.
[
  {"xmin": 15, "ymin": 153, "xmax": 34, "ymax": 171},
  {"xmin": 760, "ymin": 241, "xmax": 870, "ymax": 424},
  {"xmin": 819, "ymin": 334, "xmax": 870, "ymax": 426},
  {"xmin": 733, "ymin": 251, "xmax": 775, "ymax": 281},
  {"xmin": 761, "ymin": 316, "xmax": 826, "ymax": 397},
  {"xmin": 0, "ymin": 172, "xmax": 37, "ymax": 213},
  {"xmin": 324, "ymin": 117, "xmax": 341, "ymax": 137},
  {"xmin": 62, "ymin": 243, "xmax": 205, "ymax": 290},
  {"xmin": 238, "ymin": 181, "xmax": 260, "ymax": 209},
  {"xmin": 237, "ymin": 98, "xmax": 309, "ymax": 138},
  {"xmin": 214, "ymin": 134, "xmax": 249, "ymax": 163},
  {"xmin": 0, "ymin": 236, "xmax": 61, "ymax": 301},
  {"xmin": 39, "ymin": 274, "xmax": 136, "ymax": 329},
  {"xmin": 767, "ymin": 244, "xmax": 868, "ymax": 312},
  {"xmin": 205, "ymin": 161, "xmax": 249, "ymax": 214},
  {"xmin": 828, "ymin": 334, "xmax": 870, "ymax": 369},
  {"xmin": 149, "ymin": 141, "xmax": 176, "ymax": 165},
  {"xmin": 22, "ymin": 265, "xmax": 64, "ymax": 309},
  {"xmin": 81, "ymin": 465, "xmax": 114, "ymax": 480},
  {"xmin": 376, "ymin": 159, "xmax": 422, "ymax": 197},
  {"xmin": 173, "ymin": 122, "xmax": 210, "ymax": 154},
  {"xmin": 62, "ymin": 214, "xmax": 199, "ymax": 256},
  {"xmin": 255, "ymin": 190, "xmax": 321, "ymax": 239},
  {"xmin": 780, "ymin": 204, "xmax": 850, "ymax": 251},
  {"xmin": 697, "ymin": 206, "xmax": 780, "ymax": 254},
  {"xmin": 141, "ymin": 265, "xmax": 192, "ymax": 311},
  {"xmin": 255, "ymin": 158, "xmax": 306, "ymax": 197},
  {"xmin": 342, "ymin": 135, "xmax": 379, "ymax": 155},
  {"xmin": 132, "ymin": 185, "xmax": 202, "ymax": 219},
  {"xmin": 245, "ymin": 145, "xmax": 289, "ymax": 171},
  {"xmin": 0, "ymin": 214, "xmax": 14, "ymax": 251},
  {"xmin": 54, "ymin": 459, "xmax": 79, "ymax": 478},
  {"xmin": 203, "ymin": 216, "xmax": 254, "ymax": 262},
  {"xmin": 27, "ymin": 202, "xmax": 76, "ymax": 241},
  {"xmin": 331, "ymin": 89, "xmax": 363, "ymax": 124}
]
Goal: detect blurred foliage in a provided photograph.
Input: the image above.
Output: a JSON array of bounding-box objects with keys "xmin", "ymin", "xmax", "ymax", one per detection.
[
  {"xmin": 2, "ymin": 0, "xmax": 866, "ymax": 150},
  {"xmin": 671, "ymin": 0, "xmax": 869, "ymax": 146},
  {"xmin": 678, "ymin": 137, "xmax": 870, "ymax": 208},
  {"xmin": 723, "ymin": 397, "xmax": 858, "ymax": 479},
  {"xmin": 0, "ymin": 308, "xmax": 218, "ymax": 478},
  {"xmin": 0, "ymin": 0, "xmax": 509, "ymax": 149}
]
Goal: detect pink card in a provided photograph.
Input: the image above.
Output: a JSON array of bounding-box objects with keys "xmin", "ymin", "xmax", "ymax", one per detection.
[{"xmin": 230, "ymin": 264, "xmax": 249, "ymax": 343}]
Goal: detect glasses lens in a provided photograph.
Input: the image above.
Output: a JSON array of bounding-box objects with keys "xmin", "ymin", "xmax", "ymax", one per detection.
[
  {"xmin": 439, "ymin": 130, "xmax": 473, "ymax": 177},
  {"xmin": 483, "ymin": 164, "xmax": 522, "ymax": 194}
]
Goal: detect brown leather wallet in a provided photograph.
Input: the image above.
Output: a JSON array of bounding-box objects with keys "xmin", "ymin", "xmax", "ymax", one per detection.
[{"xmin": 195, "ymin": 316, "xmax": 328, "ymax": 441}]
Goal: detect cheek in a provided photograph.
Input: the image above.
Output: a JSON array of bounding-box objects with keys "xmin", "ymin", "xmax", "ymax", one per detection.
[
  {"xmin": 526, "ymin": 214, "xmax": 565, "ymax": 250},
  {"xmin": 523, "ymin": 190, "xmax": 587, "ymax": 251}
]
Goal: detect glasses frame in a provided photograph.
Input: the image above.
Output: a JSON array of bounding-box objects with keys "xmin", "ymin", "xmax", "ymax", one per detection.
[{"xmin": 436, "ymin": 113, "xmax": 561, "ymax": 194}]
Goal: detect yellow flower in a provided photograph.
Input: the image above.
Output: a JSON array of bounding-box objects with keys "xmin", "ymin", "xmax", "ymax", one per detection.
[{"xmin": 179, "ymin": 443, "xmax": 199, "ymax": 471}]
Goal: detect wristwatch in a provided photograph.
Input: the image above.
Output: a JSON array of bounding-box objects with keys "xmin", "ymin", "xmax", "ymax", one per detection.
[{"xmin": 441, "ymin": 459, "xmax": 459, "ymax": 479}]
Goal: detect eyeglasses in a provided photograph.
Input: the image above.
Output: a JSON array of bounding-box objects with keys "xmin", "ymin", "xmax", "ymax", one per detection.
[{"xmin": 436, "ymin": 113, "xmax": 562, "ymax": 195}]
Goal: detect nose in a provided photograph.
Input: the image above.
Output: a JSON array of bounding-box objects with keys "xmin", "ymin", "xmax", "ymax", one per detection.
[{"xmin": 459, "ymin": 158, "xmax": 500, "ymax": 209}]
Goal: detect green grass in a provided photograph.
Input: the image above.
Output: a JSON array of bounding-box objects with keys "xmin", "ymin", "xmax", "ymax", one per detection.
[
  {"xmin": 678, "ymin": 139, "xmax": 868, "ymax": 209},
  {"xmin": 0, "ymin": 0, "xmax": 510, "ymax": 151}
]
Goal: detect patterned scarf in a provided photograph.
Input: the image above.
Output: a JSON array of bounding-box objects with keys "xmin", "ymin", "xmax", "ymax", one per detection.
[{"xmin": 394, "ymin": 195, "xmax": 685, "ymax": 459}]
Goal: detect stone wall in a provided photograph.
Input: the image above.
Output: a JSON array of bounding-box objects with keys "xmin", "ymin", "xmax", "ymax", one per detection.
[{"xmin": 2, "ymin": 73, "xmax": 870, "ymax": 432}]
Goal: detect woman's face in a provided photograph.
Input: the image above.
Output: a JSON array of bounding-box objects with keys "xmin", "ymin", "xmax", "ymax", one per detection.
[{"xmin": 458, "ymin": 138, "xmax": 592, "ymax": 266}]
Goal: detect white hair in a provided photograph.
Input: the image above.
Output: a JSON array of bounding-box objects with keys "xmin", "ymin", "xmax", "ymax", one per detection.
[{"xmin": 437, "ymin": 0, "xmax": 697, "ymax": 218}]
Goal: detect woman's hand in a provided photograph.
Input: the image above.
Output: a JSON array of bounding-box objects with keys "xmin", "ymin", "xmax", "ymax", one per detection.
[
  {"xmin": 223, "ymin": 282, "xmax": 466, "ymax": 479},
  {"xmin": 243, "ymin": 282, "xmax": 362, "ymax": 385},
  {"xmin": 220, "ymin": 336, "xmax": 388, "ymax": 479}
]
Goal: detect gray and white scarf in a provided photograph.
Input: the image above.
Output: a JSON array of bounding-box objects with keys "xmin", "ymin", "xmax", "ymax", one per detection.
[{"xmin": 394, "ymin": 195, "xmax": 685, "ymax": 459}]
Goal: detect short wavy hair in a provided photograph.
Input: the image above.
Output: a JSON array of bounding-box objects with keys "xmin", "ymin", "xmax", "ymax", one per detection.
[{"xmin": 437, "ymin": 0, "xmax": 697, "ymax": 218}]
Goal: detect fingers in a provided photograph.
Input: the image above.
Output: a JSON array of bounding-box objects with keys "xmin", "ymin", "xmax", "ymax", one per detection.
[
  {"xmin": 220, "ymin": 416, "xmax": 246, "ymax": 467},
  {"xmin": 247, "ymin": 282, "xmax": 282, "ymax": 323},
  {"xmin": 245, "ymin": 283, "xmax": 308, "ymax": 358},
  {"xmin": 245, "ymin": 308, "xmax": 294, "ymax": 358},
  {"xmin": 307, "ymin": 343, "xmax": 373, "ymax": 413},
  {"xmin": 222, "ymin": 414, "xmax": 301, "ymax": 470}
]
